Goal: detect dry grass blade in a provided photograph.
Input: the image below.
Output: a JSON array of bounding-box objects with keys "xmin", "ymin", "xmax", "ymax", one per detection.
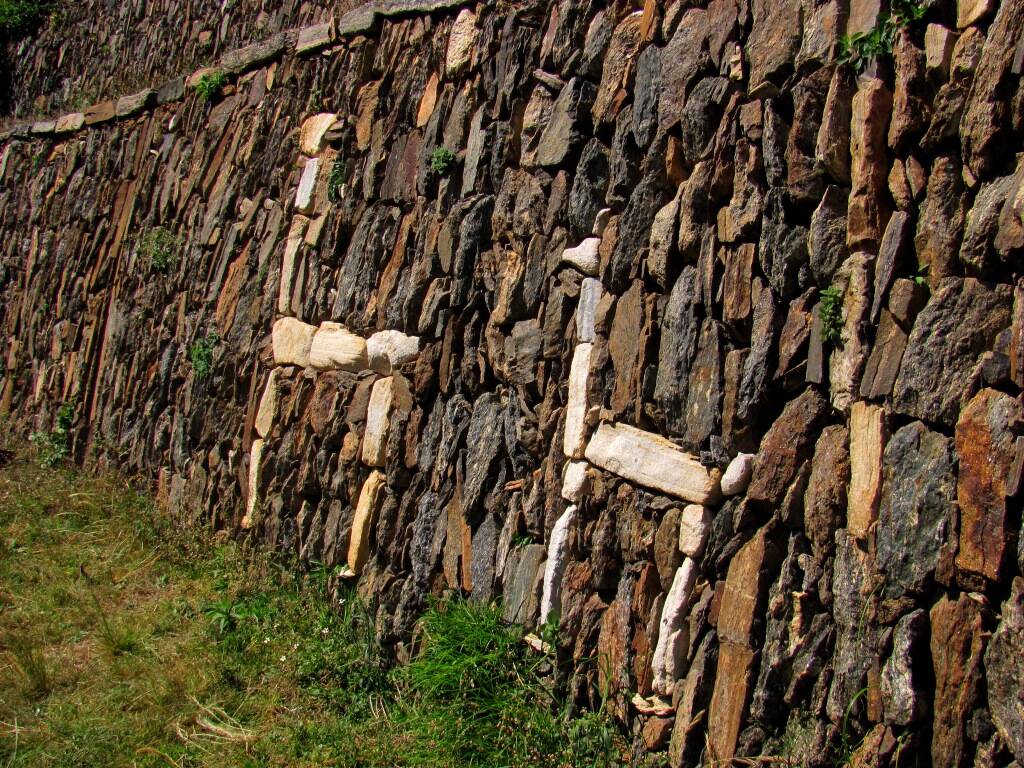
[{"xmin": 175, "ymin": 697, "xmax": 255, "ymax": 747}]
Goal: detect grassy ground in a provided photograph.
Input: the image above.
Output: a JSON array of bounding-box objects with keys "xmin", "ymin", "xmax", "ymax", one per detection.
[{"xmin": 0, "ymin": 444, "xmax": 627, "ymax": 767}]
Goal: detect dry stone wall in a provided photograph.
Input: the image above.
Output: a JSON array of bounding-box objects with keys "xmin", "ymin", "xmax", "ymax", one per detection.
[{"xmin": 2, "ymin": 0, "xmax": 1024, "ymax": 764}]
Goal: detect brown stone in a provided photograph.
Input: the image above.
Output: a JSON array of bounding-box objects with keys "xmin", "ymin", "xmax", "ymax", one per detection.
[
  {"xmin": 804, "ymin": 424, "xmax": 850, "ymax": 558},
  {"xmin": 593, "ymin": 12, "xmax": 643, "ymax": 125},
  {"xmin": 955, "ymin": 388, "xmax": 1023, "ymax": 585},
  {"xmin": 847, "ymin": 78, "xmax": 892, "ymax": 250},
  {"xmin": 717, "ymin": 527, "xmax": 777, "ymax": 646},
  {"xmin": 930, "ymin": 594, "xmax": 989, "ymax": 768},
  {"xmin": 706, "ymin": 642, "xmax": 756, "ymax": 762},
  {"xmin": 847, "ymin": 402, "xmax": 886, "ymax": 543}
]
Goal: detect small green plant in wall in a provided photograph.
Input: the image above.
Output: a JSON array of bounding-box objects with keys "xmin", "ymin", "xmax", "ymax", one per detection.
[
  {"xmin": 194, "ymin": 70, "xmax": 228, "ymax": 103},
  {"xmin": 0, "ymin": 0, "xmax": 52, "ymax": 35},
  {"xmin": 327, "ymin": 155, "xmax": 346, "ymax": 204},
  {"xmin": 430, "ymin": 146, "xmax": 456, "ymax": 175},
  {"xmin": 820, "ymin": 285, "xmax": 843, "ymax": 345},
  {"xmin": 190, "ymin": 331, "xmax": 220, "ymax": 380},
  {"xmin": 839, "ymin": 0, "xmax": 927, "ymax": 72},
  {"xmin": 138, "ymin": 226, "xmax": 179, "ymax": 272},
  {"xmin": 29, "ymin": 400, "xmax": 75, "ymax": 468}
]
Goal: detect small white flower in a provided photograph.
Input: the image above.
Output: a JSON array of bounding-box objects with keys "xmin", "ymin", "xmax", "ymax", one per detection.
[
  {"xmin": 263, "ymin": 636, "xmax": 270, "ymax": 644},
  {"xmin": 279, "ymin": 655, "xmax": 287, "ymax": 662},
  {"xmin": 292, "ymin": 642, "xmax": 299, "ymax": 651},
  {"xmin": 320, "ymin": 627, "xmax": 329, "ymax": 636}
]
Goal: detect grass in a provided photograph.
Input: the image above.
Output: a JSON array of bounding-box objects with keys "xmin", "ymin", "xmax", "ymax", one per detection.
[
  {"xmin": 429, "ymin": 147, "xmax": 456, "ymax": 175},
  {"xmin": 188, "ymin": 332, "xmax": 219, "ymax": 380},
  {"xmin": 0, "ymin": 444, "xmax": 627, "ymax": 767},
  {"xmin": 0, "ymin": 0, "xmax": 51, "ymax": 35},
  {"xmin": 838, "ymin": 0, "xmax": 926, "ymax": 72},
  {"xmin": 193, "ymin": 71, "xmax": 227, "ymax": 103},
  {"xmin": 138, "ymin": 227, "xmax": 179, "ymax": 273}
]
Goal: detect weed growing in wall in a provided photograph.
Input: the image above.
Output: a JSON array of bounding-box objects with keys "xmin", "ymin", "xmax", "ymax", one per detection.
[
  {"xmin": 29, "ymin": 400, "xmax": 74, "ymax": 468},
  {"xmin": 194, "ymin": 70, "xmax": 228, "ymax": 103},
  {"xmin": 138, "ymin": 226, "xmax": 179, "ymax": 272},
  {"xmin": 839, "ymin": 0, "xmax": 927, "ymax": 72},
  {"xmin": 327, "ymin": 154, "xmax": 346, "ymax": 203},
  {"xmin": 820, "ymin": 285, "xmax": 843, "ymax": 345},
  {"xmin": 430, "ymin": 146, "xmax": 456, "ymax": 175},
  {"xmin": 189, "ymin": 332, "xmax": 220, "ymax": 380}
]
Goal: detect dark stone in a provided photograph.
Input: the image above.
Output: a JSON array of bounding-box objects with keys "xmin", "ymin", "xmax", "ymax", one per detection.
[
  {"xmin": 803, "ymin": 424, "xmax": 849, "ymax": 559},
  {"xmin": 870, "ymin": 211, "xmax": 913, "ymax": 324},
  {"xmin": 880, "ymin": 609, "xmax": 929, "ymax": 725},
  {"xmin": 737, "ymin": 286, "xmax": 782, "ymax": 427},
  {"xmin": 808, "ymin": 185, "xmax": 849, "ymax": 288},
  {"xmin": 658, "ymin": 8, "xmax": 713, "ymax": 130},
  {"xmin": 875, "ymin": 422, "xmax": 957, "ymax": 599},
  {"xmin": 986, "ymin": 577, "xmax": 1024, "ymax": 761},
  {"xmin": 536, "ymin": 77, "xmax": 597, "ymax": 168},
  {"xmin": 608, "ymin": 174, "xmax": 671, "ymax": 292},
  {"xmin": 786, "ymin": 67, "xmax": 831, "ymax": 205},
  {"xmin": 679, "ymin": 77, "xmax": 731, "ymax": 167},
  {"xmin": 568, "ymin": 139, "xmax": 610, "ymax": 238},
  {"xmin": 684, "ymin": 319, "xmax": 725, "ymax": 447},
  {"xmin": 892, "ymin": 277, "xmax": 1011, "ymax": 427},
  {"xmin": 631, "ymin": 45, "xmax": 661, "ymax": 149},
  {"xmin": 461, "ymin": 393, "xmax": 504, "ymax": 519},
  {"xmin": 654, "ymin": 267, "xmax": 701, "ymax": 436},
  {"xmin": 606, "ymin": 104, "xmax": 642, "ymax": 207},
  {"xmin": 759, "ymin": 188, "xmax": 810, "ymax": 300}
]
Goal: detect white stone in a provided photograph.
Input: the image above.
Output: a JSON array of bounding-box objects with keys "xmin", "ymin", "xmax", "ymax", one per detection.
[
  {"xmin": 348, "ymin": 470, "xmax": 385, "ymax": 575},
  {"xmin": 272, "ymin": 317, "xmax": 317, "ymax": 367},
  {"xmin": 560, "ymin": 238, "xmax": 601, "ymax": 276},
  {"xmin": 278, "ymin": 215, "xmax": 308, "ymax": 314},
  {"xmin": 539, "ymin": 505, "xmax": 576, "ymax": 623},
  {"xmin": 678, "ymin": 504, "xmax": 712, "ymax": 558},
  {"xmin": 561, "ymin": 460, "xmax": 592, "ymax": 503},
  {"xmin": 445, "ymin": 9, "xmax": 478, "ymax": 77},
  {"xmin": 254, "ymin": 368, "xmax": 280, "ymax": 438},
  {"xmin": 563, "ymin": 343, "xmax": 594, "ymax": 459},
  {"xmin": 309, "ymin": 322, "xmax": 368, "ymax": 372},
  {"xmin": 576, "ymin": 277, "xmax": 602, "ymax": 343},
  {"xmin": 584, "ymin": 422, "xmax": 722, "ymax": 504},
  {"xmin": 720, "ymin": 452, "xmax": 755, "ymax": 496},
  {"xmin": 295, "ymin": 156, "xmax": 320, "ymax": 213},
  {"xmin": 366, "ymin": 330, "xmax": 420, "ymax": 374},
  {"xmin": 651, "ymin": 557, "xmax": 698, "ymax": 695},
  {"xmin": 362, "ymin": 377, "xmax": 395, "ymax": 467},
  {"xmin": 593, "ymin": 208, "xmax": 612, "ymax": 236},
  {"xmin": 299, "ymin": 113, "xmax": 338, "ymax": 156},
  {"xmin": 244, "ymin": 438, "xmax": 265, "ymax": 528}
]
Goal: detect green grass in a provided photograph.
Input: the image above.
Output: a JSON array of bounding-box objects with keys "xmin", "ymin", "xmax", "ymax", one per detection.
[
  {"xmin": 138, "ymin": 227, "xmax": 179, "ymax": 273},
  {"xmin": 0, "ymin": 445, "xmax": 627, "ymax": 767},
  {"xmin": 188, "ymin": 332, "xmax": 219, "ymax": 380},
  {"xmin": 429, "ymin": 147, "xmax": 456, "ymax": 175},
  {"xmin": 193, "ymin": 71, "xmax": 227, "ymax": 103},
  {"xmin": 0, "ymin": 0, "xmax": 51, "ymax": 35}
]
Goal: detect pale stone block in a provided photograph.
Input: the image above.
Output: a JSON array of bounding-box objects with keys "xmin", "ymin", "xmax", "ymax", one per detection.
[
  {"xmin": 299, "ymin": 113, "xmax": 338, "ymax": 156},
  {"xmin": 721, "ymin": 453, "xmax": 755, "ymax": 496},
  {"xmin": 445, "ymin": 9, "xmax": 478, "ymax": 77},
  {"xmin": 593, "ymin": 208, "xmax": 612, "ymax": 237},
  {"xmin": 295, "ymin": 156, "xmax": 320, "ymax": 213},
  {"xmin": 560, "ymin": 238, "xmax": 601, "ymax": 275},
  {"xmin": 309, "ymin": 322, "xmax": 368, "ymax": 372},
  {"xmin": 254, "ymin": 368, "xmax": 280, "ymax": 438},
  {"xmin": 678, "ymin": 504, "xmax": 712, "ymax": 558},
  {"xmin": 925, "ymin": 24, "xmax": 957, "ymax": 77},
  {"xmin": 366, "ymin": 330, "xmax": 420, "ymax": 374},
  {"xmin": 956, "ymin": 0, "xmax": 994, "ymax": 28},
  {"xmin": 539, "ymin": 505, "xmax": 577, "ymax": 623},
  {"xmin": 244, "ymin": 438, "xmax": 265, "ymax": 528},
  {"xmin": 848, "ymin": 401, "xmax": 886, "ymax": 541},
  {"xmin": 561, "ymin": 460, "xmax": 592, "ymax": 502},
  {"xmin": 272, "ymin": 317, "xmax": 317, "ymax": 367},
  {"xmin": 563, "ymin": 343, "xmax": 594, "ymax": 459},
  {"xmin": 576, "ymin": 278, "xmax": 602, "ymax": 343},
  {"xmin": 296, "ymin": 20, "xmax": 335, "ymax": 53},
  {"xmin": 362, "ymin": 377, "xmax": 395, "ymax": 467},
  {"xmin": 277, "ymin": 215, "xmax": 309, "ymax": 315},
  {"xmin": 348, "ymin": 470, "xmax": 385, "ymax": 574},
  {"xmin": 652, "ymin": 557, "xmax": 698, "ymax": 694},
  {"xmin": 54, "ymin": 112, "xmax": 85, "ymax": 134},
  {"xmin": 584, "ymin": 422, "xmax": 722, "ymax": 504}
]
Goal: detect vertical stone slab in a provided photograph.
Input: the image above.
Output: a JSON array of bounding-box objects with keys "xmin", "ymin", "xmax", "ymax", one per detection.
[
  {"xmin": 362, "ymin": 377, "xmax": 396, "ymax": 467},
  {"xmin": 563, "ymin": 343, "xmax": 594, "ymax": 459},
  {"xmin": 348, "ymin": 470, "xmax": 386, "ymax": 575},
  {"xmin": 847, "ymin": 401, "xmax": 885, "ymax": 542}
]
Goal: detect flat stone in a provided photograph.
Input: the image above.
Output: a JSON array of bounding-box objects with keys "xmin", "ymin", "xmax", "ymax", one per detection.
[
  {"xmin": 678, "ymin": 504, "xmax": 712, "ymax": 558},
  {"xmin": 576, "ymin": 277, "xmax": 602, "ymax": 342},
  {"xmin": 592, "ymin": 12, "xmax": 643, "ymax": 125},
  {"xmin": 296, "ymin": 20, "xmax": 335, "ymax": 54},
  {"xmin": 707, "ymin": 642, "xmax": 755, "ymax": 761},
  {"xmin": 309, "ymin": 322, "xmax": 368, "ymax": 372},
  {"xmin": 563, "ymin": 343, "xmax": 594, "ymax": 459},
  {"xmin": 893, "ymin": 278, "xmax": 1011, "ymax": 427},
  {"xmin": 362, "ymin": 377, "xmax": 396, "ymax": 467},
  {"xmin": 244, "ymin": 439, "xmax": 264, "ymax": 527},
  {"xmin": 745, "ymin": 0, "xmax": 801, "ymax": 92},
  {"xmin": 348, "ymin": 470, "xmax": 385, "ymax": 574},
  {"xmin": 157, "ymin": 76, "xmax": 185, "ymax": 105},
  {"xmin": 957, "ymin": 0, "xmax": 995, "ymax": 27},
  {"xmin": 803, "ymin": 424, "xmax": 849, "ymax": 557},
  {"xmin": 816, "ymin": 66, "xmax": 854, "ymax": 184},
  {"xmin": 536, "ymin": 78, "xmax": 596, "ymax": 167},
  {"xmin": 366, "ymin": 330, "xmax": 419, "ymax": 374},
  {"xmin": 876, "ymin": 421, "xmax": 958, "ymax": 598},
  {"xmin": 272, "ymin": 317, "xmax": 317, "ymax": 367},
  {"xmin": 955, "ymin": 388, "xmax": 1023, "ymax": 585},
  {"xmin": 299, "ymin": 113, "xmax": 338, "ymax": 156},
  {"xmin": 30, "ymin": 120, "xmax": 55, "ymax": 135},
  {"xmin": 652, "ymin": 557, "xmax": 698, "ymax": 694},
  {"xmin": 808, "ymin": 185, "xmax": 849, "ymax": 287},
  {"xmin": 561, "ymin": 460, "xmax": 592, "ymax": 502},
  {"xmin": 445, "ymin": 8, "xmax": 478, "ymax": 77},
  {"xmin": 720, "ymin": 453, "xmax": 753, "ymax": 497},
  {"xmin": 584, "ymin": 422, "xmax": 722, "ymax": 505},
  {"xmin": 847, "ymin": 78, "xmax": 892, "ymax": 250},
  {"xmin": 540, "ymin": 505, "xmax": 576, "ymax": 623},
  {"xmin": 847, "ymin": 402, "xmax": 886, "ymax": 542},
  {"xmin": 295, "ymin": 156, "xmax": 320, "ymax": 214},
  {"xmin": 502, "ymin": 543, "xmax": 546, "ymax": 626},
  {"xmin": 254, "ymin": 368, "xmax": 280, "ymax": 439},
  {"xmin": 115, "ymin": 89, "xmax": 156, "ymax": 118},
  {"xmin": 84, "ymin": 101, "xmax": 116, "ymax": 125},
  {"xmin": 925, "ymin": 24, "xmax": 958, "ymax": 77},
  {"xmin": 220, "ymin": 33, "xmax": 287, "ymax": 74},
  {"xmin": 54, "ymin": 112, "xmax": 85, "ymax": 134},
  {"xmin": 915, "ymin": 155, "xmax": 967, "ymax": 285}
]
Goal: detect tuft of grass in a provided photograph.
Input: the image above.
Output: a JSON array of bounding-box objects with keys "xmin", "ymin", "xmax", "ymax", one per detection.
[
  {"xmin": 138, "ymin": 226, "xmax": 179, "ymax": 273},
  {"xmin": 189, "ymin": 332, "xmax": 219, "ymax": 380},
  {"xmin": 194, "ymin": 70, "xmax": 228, "ymax": 103},
  {"xmin": 819, "ymin": 285, "xmax": 843, "ymax": 345},
  {"xmin": 327, "ymin": 155, "xmax": 346, "ymax": 204},
  {"xmin": 430, "ymin": 146, "xmax": 457, "ymax": 175},
  {"xmin": 28, "ymin": 400, "xmax": 74, "ymax": 468}
]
